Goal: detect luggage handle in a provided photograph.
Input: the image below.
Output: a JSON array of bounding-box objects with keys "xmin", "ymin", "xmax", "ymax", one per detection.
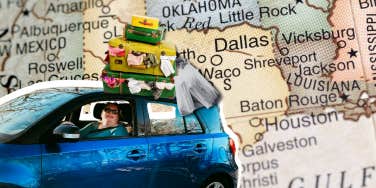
[
  {"xmin": 129, "ymin": 64, "xmax": 147, "ymax": 69},
  {"xmin": 128, "ymin": 29, "xmax": 153, "ymax": 37},
  {"xmin": 154, "ymin": 75, "xmax": 175, "ymax": 84},
  {"xmin": 115, "ymin": 59, "xmax": 123, "ymax": 65},
  {"xmin": 139, "ymin": 19, "xmax": 154, "ymax": 26}
]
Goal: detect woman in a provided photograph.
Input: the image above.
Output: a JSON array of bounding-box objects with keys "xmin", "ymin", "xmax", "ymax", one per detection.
[{"xmin": 80, "ymin": 103, "xmax": 128, "ymax": 138}]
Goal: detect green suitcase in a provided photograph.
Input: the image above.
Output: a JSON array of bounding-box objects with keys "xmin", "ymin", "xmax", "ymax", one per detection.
[
  {"xmin": 125, "ymin": 24, "xmax": 165, "ymax": 44},
  {"xmin": 102, "ymin": 65, "xmax": 175, "ymax": 99}
]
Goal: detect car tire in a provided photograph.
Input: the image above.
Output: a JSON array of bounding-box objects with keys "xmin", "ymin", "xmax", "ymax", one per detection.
[{"xmin": 201, "ymin": 175, "xmax": 232, "ymax": 188}]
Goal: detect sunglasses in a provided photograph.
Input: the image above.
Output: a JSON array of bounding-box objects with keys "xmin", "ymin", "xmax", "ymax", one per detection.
[{"xmin": 104, "ymin": 108, "xmax": 119, "ymax": 115}]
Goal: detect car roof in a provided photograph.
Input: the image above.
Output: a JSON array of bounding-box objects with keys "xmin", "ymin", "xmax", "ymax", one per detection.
[{"xmin": 0, "ymin": 80, "xmax": 103, "ymax": 105}]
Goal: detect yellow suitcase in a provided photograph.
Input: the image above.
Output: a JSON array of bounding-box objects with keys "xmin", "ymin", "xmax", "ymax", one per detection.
[
  {"xmin": 108, "ymin": 37, "xmax": 176, "ymax": 76},
  {"xmin": 131, "ymin": 15, "xmax": 159, "ymax": 30}
]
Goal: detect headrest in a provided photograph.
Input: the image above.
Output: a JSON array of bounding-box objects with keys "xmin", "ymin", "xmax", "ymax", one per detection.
[
  {"xmin": 93, "ymin": 103, "xmax": 131, "ymax": 122},
  {"xmin": 93, "ymin": 103, "xmax": 105, "ymax": 119}
]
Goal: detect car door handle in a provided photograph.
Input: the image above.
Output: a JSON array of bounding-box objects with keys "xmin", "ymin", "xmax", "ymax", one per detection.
[
  {"xmin": 193, "ymin": 144, "xmax": 207, "ymax": 153},
  {"xmin": 178, "ymin": 143, "xmax": 193, "ymax": 148},
  {"xmin": 127, "ymin": 150, "xmax": 146, "ymax": 161}
]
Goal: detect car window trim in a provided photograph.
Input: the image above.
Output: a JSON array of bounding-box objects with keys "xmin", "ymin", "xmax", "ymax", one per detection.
[
  {"xmin": 62, "ymin": 96, "xmax": 139, "ymax": 142},
  {"xmin": 11, "ymin": 93, "xmax": 140, "ymax": 144},
  {"xmin": 144, "ymin": 100, "xmax": 206, "ymax": 137}
]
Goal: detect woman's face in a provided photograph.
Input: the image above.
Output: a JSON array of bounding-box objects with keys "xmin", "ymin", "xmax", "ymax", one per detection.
[{"xmin": 101, "ymin": 104, "xmax": 119, "ymax": 125}]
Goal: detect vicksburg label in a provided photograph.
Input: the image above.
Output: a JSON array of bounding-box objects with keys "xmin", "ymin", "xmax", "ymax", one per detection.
[{"xmin": 281, "ymin": 28, "xmax": 355, "ymax": 45}]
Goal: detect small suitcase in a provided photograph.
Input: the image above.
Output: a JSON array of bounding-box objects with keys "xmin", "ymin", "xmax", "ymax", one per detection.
[
  {"xmin": 102, "ymin": 65, "xmax": 175, "ymax": 99},
  {"xmin": 108, "ymin": 37, "xmax": 176, "ymax": 77},
  {"xmin": 131, "ymin": 15, "xmax": 159, "ymax": 30},
  {"xmin": 125, "ymin": 24, "xmax": 164, "ymax": 44}
]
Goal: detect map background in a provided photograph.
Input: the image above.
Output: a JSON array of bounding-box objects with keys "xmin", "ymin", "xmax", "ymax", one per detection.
[{"xmin": 0, "ymin": 0, "xmax": 376, "ymax": 187}]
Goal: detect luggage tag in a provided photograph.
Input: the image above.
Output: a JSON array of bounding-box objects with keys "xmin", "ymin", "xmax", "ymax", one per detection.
[{"xmin": 160, "ymin": 52, "xmax": 176, "ymax": 77}]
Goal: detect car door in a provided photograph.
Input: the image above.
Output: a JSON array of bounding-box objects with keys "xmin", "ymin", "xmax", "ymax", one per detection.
[
  {"xmin": 41, "ymin": 137, "xmax": 149, "ymax": 188},
  {"xmin": 0, "ymin": 88, "xmax": 84, "ymax": 187},
  {"xmin": 40, "ymin": 97, "xmax": 151, "ymax": 188},
  {"xmin": 144, "ymin": 101, "xmax": 213, "ymax": 188},
  {"xmin": 0, "ymin": 144, "xmax": 41, "ymax": 187}
]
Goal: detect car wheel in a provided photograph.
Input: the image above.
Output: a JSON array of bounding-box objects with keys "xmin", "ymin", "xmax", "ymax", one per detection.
[{"xmin": 202, "ymin": 176, "xmax": 231, "ymax": 188}]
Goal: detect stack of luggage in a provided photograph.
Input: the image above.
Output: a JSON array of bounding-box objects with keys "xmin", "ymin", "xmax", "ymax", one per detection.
[{"xmin": 101, "ymin": 15, "xmax": 177, "ymax": 99}]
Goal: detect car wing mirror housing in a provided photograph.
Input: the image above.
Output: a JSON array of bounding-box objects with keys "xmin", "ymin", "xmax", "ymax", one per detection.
[{"xmin": 53, "ymin": 122, "xmax": 80, "ymax": 141}]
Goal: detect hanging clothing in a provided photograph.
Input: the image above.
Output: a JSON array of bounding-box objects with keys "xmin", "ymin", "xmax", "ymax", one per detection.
[
  {"xmin": 139, "ymin": 81, "xmax": 152, "ymax": 90},
  {"xmin": 127, "ymin": 53, "xmax": 145, "ymax": 66},
  {"xmin": 109, "ymin": 46, "xmax": 125, "ymax": 56},
  {"xmin": 174, "ymin": 58, "xmax": 221, "ymax": 115},
  {"xmin": 143, "ymin": 53, "xmax": 159, "ymax": 68},
  {"xmin": 160, "ymin": 55, "xmax": 176, "ymax": 77},
  {"xmin": 102, "ymin": 76, "xmax": 125, "ymax": 88},
  {"xmin": 155, "ymin": 82, "xmax": 174, "ymax": 90},
  {"xmin": 127, "ymin": 78, "xmax": 142, "ymax": 94}
]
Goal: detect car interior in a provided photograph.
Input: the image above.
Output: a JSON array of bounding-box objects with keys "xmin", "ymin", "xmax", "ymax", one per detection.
[
  {"xmin": 62, "ymin": 100, "xmax": 136, "ymax": 137},
  {"xmin": 92, "ymin": 102, "xmax": 134, "ymax": 135}
]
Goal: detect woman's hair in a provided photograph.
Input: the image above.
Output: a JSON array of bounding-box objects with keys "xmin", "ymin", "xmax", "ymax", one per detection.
[
  {"xmin": 104, "ymin": 102, "xmax": 120, "ymax": 110},
  {"xmin": 103, "ymin": 102, "xmax": 123, "ymax": 120}
]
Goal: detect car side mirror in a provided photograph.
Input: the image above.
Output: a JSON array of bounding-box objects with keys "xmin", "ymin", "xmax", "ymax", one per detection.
[{"xmin": 53, "ymin": 122, "xmax": 80, "ymax": 141}]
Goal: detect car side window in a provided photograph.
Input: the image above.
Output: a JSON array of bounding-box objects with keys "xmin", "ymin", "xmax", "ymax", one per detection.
[
  {"xmin": 147, "ymin": 102, "xmax": 203, "ymax": 136},
  {"xmin": 148, "ymin": 102, "xmax": 184, "ymax": 135},
  {"xmin": 77, "ymin": 100, "xmax": 135, "ymax": 139},
  {"xmin": 50, "ymin": 99, "xmax": 138, "ymax": 142},
  {"xmin": 184, "ymin": 114, "xmax": 203, "ymax": 134}
]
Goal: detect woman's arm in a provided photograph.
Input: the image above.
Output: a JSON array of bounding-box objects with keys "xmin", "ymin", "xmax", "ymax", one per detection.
[{"xmin": 79, "ymin": 122, "xmax": 98, "ymax": 138}]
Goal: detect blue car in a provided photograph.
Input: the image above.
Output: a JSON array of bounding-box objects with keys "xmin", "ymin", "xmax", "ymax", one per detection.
[{"xmin": 0, "ymin": 81, "xmax": 238, "ymax": 188}]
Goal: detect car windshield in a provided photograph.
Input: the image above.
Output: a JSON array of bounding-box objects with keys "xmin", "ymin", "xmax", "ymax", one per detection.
[{"xmin": 0, "ymin": 88, "xmax": 81, "ymax": 142}]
